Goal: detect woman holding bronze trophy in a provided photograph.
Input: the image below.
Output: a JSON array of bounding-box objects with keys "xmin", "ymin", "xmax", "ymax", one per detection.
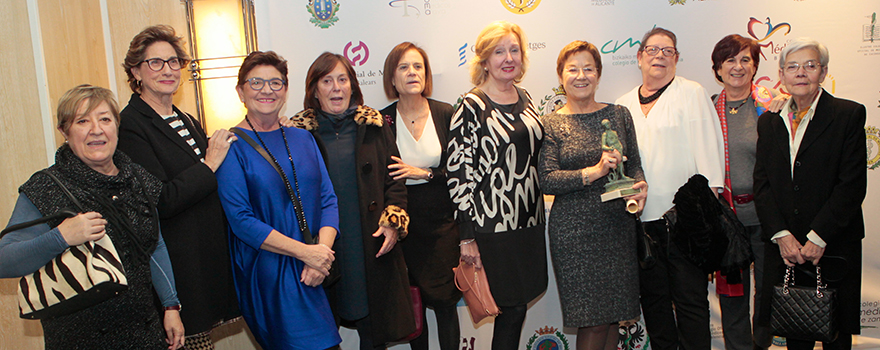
[{"xmin": 538, "ymin": 40, "xmax": 646, "ymax": 350}]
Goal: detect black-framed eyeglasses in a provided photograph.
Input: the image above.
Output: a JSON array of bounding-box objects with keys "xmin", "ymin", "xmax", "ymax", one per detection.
[
  {"xmin": 784, "ymin": 60, "xmax": 822, "ymax": 73},
  {"xmin": 141, "ymin": 57, "xmax": 185, "ymax": 71},
  {"xmin": 642, "ymin": 45, "xmax": 678, "ymax": 57},
  {"xmin": 247, "ymin": 77, "xmax": 287, "ymax": 91}
]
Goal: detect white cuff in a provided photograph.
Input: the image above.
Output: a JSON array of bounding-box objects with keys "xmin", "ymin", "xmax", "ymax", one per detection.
[
  {"xmin": 806, "ymin": 230, "xmax": 827, "ymax": 248},
  {"xmin": 770, "ymin": 230, "xmax": 792, "ymax": 244}
]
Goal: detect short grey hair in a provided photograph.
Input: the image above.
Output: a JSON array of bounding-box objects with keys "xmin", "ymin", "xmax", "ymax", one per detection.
[{"xmin": 778, "ymin": 37, "xmax": 829, "ymax": 69}]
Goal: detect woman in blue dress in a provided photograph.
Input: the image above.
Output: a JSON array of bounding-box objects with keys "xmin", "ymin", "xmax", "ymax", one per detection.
[{"xmin": 215, "ymin": 51, "xmax": 341, "ymax": 350}]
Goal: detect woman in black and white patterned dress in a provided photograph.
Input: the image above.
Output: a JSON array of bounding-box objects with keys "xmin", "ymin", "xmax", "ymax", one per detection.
[{"xmin": 446, "ymin": 20, "xmax": 547, "ymax": 350}]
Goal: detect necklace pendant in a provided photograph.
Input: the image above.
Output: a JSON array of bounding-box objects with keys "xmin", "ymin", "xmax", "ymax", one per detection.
[{"xmin": 729, "ymin": 107, "xmax": 738, "ymax": 115}]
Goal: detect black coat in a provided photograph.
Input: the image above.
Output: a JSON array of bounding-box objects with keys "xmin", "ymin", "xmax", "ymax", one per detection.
[
  {"xmin": 290, "ymin": 106, "xmax": 415, "ymax": 345},
  {"xmin": 753, "ymin": 89, "xmax": 866, "ymax": 334},
  {"xmin": 118, "ymin": 93, "xmax": 239, "ymax": 335},
  {"xmin": 381, "ymin": 99, "xmax": 462, "ymax": 307}
]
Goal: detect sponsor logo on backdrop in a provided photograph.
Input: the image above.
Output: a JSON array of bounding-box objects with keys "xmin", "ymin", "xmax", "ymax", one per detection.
[
  {"xmin": 619, "ymin": 322, "xmax": 649, "ymax": 350},
  {"xmin": 772, "ymin": 336, "xmax": 787, "ymax": 347},
  {"xmin": 867, "ymin": 126, "xmax": 880, "ymax": 170},
  {"xmin": 501, "ymin": 0, "xmax": 541, "ymax": 14},
  {"xmin": 600, "ymin": 35, "xmax": 641, "ymax": 68},
  {"xmin": 389, "ymin": 0, "xmax": 443, "ymax": 16},
  {"xmin": 747, "ymin": 17, "xmax": 792, "ymax": 60},
  {"xmin": 669, "ymin": 0, "xmax": 686, "ymax": 5},
  {"xmin": 866, "ymin": 13, "xmax": 878, "ymax": 42},
  {"xmin": 862, "ymin": 299, "xmax": 880, "ymax": 325},
  {"xmin": 858, "ymin": 13, "xmax": 880, "ymax": 57},
  {"xmin": 389, "ymin": 0, "xmax": 420, "ymax": 17},
  {"xmin": 343, "ymin": 41, "xmax": 380, "ymax": 86},
  {"xmin": 526, "ymin": 326, "xmax": 570, "ymax": 350},
  {"xmin": 458, "ymin": 43, "xmax": 469, "ymax": 67},
  {"xmin": 307, "ymin": 0, "xmax": 340, "ymax": 29},
  {"xmin": 344, "ymin": 41, "xmax": 370, "ymax": 66},
  {"xmin": 592, "ymin": 0, "xmax": 615, "ymax": 5},
  {"xmin": 538, "ymin": 86, "xmax": 566, "ymax": 116}
]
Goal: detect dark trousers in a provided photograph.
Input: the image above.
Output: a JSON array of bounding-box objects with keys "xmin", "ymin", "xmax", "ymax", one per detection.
[
  {"xmin": 719, "ymin": 225, "xmax": 773, "ymax": 350},
  {"xmin": 639, "ymin": 219, "xmax": 710, "ymax": 350},
  {"xmin": 409, "ymin": 304, "xmax": 460, "ymax": 350}
]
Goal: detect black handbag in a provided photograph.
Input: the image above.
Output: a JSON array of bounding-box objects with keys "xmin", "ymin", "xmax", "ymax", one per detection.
[
  {"xmin": 770, "ymin": 265, "xmax": 838, "ymax": 342},
  {"xmin": 231, "ymin": 127, "xmax": 341, "ymax": 288}
]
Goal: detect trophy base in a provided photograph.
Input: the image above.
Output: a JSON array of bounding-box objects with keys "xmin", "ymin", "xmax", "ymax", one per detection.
[{"xmin": 601, "ymin": 187, "xmax": 641, "ymax": 202}]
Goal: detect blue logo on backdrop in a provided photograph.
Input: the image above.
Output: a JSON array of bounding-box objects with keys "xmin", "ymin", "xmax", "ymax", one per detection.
[{"xmin": 458, "ymin": 43, "xmax": 469, "ymax": 66}]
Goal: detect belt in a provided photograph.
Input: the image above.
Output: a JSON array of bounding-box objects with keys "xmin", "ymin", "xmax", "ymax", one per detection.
[{"xmin": 732, "ymin": 193, "xmax": 754, "ymax": 204}]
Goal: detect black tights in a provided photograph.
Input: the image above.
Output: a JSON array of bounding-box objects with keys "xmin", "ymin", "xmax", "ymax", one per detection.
[
  {"xmin": 409, "ymin": 304, "xmax": 461, "ymax": 350},
  {"xmin": 352, "ymin": 316, "xmax": 387, "ymax": 350},
  {"xmin": 491, "ymin": 305, "xmax": 528, "ymax": 350},
  {"xmin": 576, "ymin": 324, "xmax": 618, "ymax": 350}
]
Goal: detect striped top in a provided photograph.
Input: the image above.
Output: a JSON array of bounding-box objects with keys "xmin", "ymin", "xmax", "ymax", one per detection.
[{"xmin": 161, "ymin": 112, "xmax": 201, "ymax": 157}]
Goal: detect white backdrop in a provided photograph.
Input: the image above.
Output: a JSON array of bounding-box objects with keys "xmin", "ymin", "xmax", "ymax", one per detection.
[{"xmin": 251, "ymin": 1, "xmax": 880, "ymax": 349}]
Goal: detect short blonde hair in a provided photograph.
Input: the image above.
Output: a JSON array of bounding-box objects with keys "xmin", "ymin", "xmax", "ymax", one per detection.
[
  {"xmin": 56, "ymin": 84, "xmax": 120, "ymax": 134},
  {"xmin": 469, "ymin": 21, "xmax": 529, "ymax": 86}
]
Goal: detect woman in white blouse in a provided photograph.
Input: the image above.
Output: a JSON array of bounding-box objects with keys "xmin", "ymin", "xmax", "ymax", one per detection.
[
  {"xmin": 614, "ymin": 27, "xmax": 725, "ymax": 350},
  {"xmin": 379, "ymin": 42, "xmax": 461, "ymax": 350}
]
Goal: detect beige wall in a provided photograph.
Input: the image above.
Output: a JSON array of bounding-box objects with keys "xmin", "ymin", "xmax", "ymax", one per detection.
[
  {"xmin": 0, "ymin": 0, "xmax": 51, "ymax": 346},
  {"xmin": 106, "ymin": 0, "xmax": 198, "ymax": 116},
  {"xmin": 0, "ymin": 0, "xmax": 255, "ymax": 348}
]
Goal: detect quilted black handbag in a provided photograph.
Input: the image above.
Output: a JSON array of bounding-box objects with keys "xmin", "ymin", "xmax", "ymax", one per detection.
[{"xmin": 770, "ymin": 265, "xmax": 838, "ymax": 342}]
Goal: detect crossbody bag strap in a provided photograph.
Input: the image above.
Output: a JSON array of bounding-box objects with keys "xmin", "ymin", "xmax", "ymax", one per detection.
[
  {"xmin": 229, "ymin": 127, "xmax": 315, "ymax": 244},
  {"xmin": 1, "ymin": 170, "xmax": 84, "ymax": 238},
  {"xmin": 40, "ymin": 170, "xmax": 86, "ymax": 212}
]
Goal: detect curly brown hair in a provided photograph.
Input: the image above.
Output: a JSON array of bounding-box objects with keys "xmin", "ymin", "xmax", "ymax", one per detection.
[{"xmin": 122, "ymin": 25, "xmax": 190, "ymax": 93}]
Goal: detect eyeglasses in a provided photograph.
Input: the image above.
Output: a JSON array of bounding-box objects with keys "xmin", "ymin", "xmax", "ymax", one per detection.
[
  {"xmin": 784, "ymin": 61, "xmax": 822, "ymax": 73},
  {"xmin": 246, "ymin": 77, "xmax": 287, "ymax": 91},
  {"xmin": 642, "ymin": 45, "xmax": 678, "ymax": 57},
  {"xmin": 141, "ymin": 57, "xmax": 185, "ymax": 72}
]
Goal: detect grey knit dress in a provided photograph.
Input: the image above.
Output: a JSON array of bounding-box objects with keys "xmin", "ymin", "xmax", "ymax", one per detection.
[{"xmin": 538, "ymin": 104, "xmax": 644, "ymax": 327}]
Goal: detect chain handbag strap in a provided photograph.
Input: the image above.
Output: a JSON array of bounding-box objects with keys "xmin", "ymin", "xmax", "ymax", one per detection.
[
  {"xmin": 782, "ymin": 265, "xmax": 827, "ymax": 298},
  {"xmin": 235, "ymin": 119, "xmax": 314, "ymax": 244}
]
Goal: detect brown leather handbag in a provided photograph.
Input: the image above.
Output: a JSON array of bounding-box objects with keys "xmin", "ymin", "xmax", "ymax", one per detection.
[{"xmin": 454, "ymin": 260, "xmax": 501, "ymax": 323}]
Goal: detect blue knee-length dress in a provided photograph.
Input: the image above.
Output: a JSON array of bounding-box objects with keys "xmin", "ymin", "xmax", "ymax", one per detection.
[{"xmin": 216, "ymin": 126, "xmax": 341, "ymax": 350}]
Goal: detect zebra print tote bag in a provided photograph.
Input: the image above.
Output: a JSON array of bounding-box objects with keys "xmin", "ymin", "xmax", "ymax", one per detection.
[{"xmin": 0, "ymin": 170, "xmax": 127, "ymax": 320}]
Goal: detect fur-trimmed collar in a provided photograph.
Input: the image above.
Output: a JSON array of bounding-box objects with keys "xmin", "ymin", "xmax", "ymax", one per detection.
[{"xmin": 289, "ymin": 105, "xmax": 383, "ymax": 131}]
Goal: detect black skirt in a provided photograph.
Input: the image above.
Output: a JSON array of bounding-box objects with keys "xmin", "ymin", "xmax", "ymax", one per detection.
[
  {"xmin": 402, "ymin": 180, "xmax": 462, "ymax": 307},
  {"xmin": 475, "ymin": 224, "xmax": 548, "ymax": 306}
]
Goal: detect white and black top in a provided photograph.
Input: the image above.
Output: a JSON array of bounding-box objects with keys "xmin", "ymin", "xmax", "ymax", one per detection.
[
  {"xmin": 446, "ymin": 86, "xmax": 545, "ymax": 238},
  {"xmin": 446, "ymin": 86, "xmax": 548, "ymax": 305}
]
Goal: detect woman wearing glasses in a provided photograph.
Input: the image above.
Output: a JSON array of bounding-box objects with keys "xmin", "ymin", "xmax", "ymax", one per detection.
[
  {"xmin": 754, "ymin": 38, "xmax": 866, "ymax": 350},
  {"xmin": 215, "ymin": 51, "xmax": 342, "ymax": 350},
  {"xmin": 117, "ymin": 25, "xmax": 240, "ymax": 350},
  {"xmin": 614, "ymin": 27, "xmax": 725, "ymax": 350}
]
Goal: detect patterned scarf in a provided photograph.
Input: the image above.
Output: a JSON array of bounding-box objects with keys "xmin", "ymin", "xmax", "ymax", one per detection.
[
  {"xmin": 713, "ymin": 84, "xmax": 772, "ymax": 296},
  {"xmin": 713, "ymin": 84, "xmax": 772, "ymax": 213}
]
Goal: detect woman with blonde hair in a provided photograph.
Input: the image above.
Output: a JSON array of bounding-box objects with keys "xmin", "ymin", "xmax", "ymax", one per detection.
[{"xmin": 446, "ymin": 21, "xmax": 547, "ymax": 349}]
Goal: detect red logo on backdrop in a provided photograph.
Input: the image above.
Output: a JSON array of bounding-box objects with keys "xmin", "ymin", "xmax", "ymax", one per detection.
[{"xmin": 344, "ymin": 41, "xmax": 370, "ymax": 66}]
